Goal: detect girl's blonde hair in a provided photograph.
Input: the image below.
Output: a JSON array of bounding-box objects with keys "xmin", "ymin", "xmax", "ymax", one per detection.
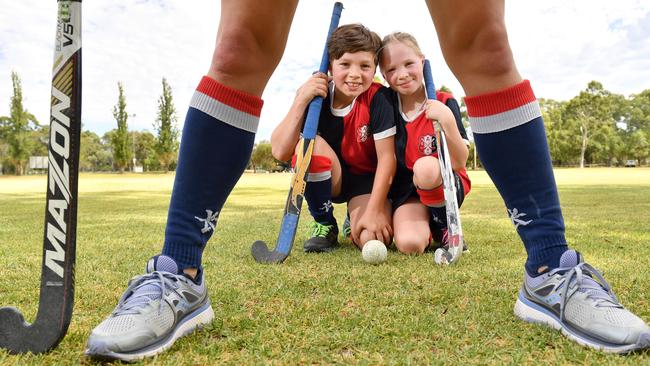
[{"xmin": 378, "ymin": 32, "xmax": 424, "ymax": 64}]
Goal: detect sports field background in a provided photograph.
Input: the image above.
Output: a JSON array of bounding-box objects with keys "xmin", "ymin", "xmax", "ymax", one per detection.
[{"xmin": 1, "ymin": 168, "xmax": 649, "ymax": 364}]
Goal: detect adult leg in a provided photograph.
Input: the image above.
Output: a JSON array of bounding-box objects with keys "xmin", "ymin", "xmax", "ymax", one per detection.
[
  {"xmin": 426, "ymin": 0, "xmax": 650, "ymax": 353},
  {"xmin": 425, "ymin": 0, "xmax": 520, "ymax": 96},
  {"xmin": 393, "ymin": 198, "xmax": 430, "ymax": 254},
  {"xmin": 209, "ymin": 1, "xmax": 298, "ymax": 96},
  {"xmin": 164, "ymin": 0, "xmax": 299, "ymax": 272},
  {"xmin": 86, "ymin": 2, "xmax": 298, "ymax": 361},
  {"xmin": 426, "ymin": 0, "xmax": 566, "ymax": 274}
]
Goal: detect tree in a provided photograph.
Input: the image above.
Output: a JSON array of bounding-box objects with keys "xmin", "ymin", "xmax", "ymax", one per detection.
[
  {"xmin": 627, "ymin": 89, "xmax": 650, "ymax": 133},
  {"xmin": 623, "ymin": 129, "xmax": 649, "ymax": 165},
  {"xmin": 562, "ymin": 81, "xmax": 619, "ymax": 167},
  {"xmin": 80, "ymin": 131, "xmax": 113, "ymax": 171},
  {"xmin": 250, "ymin": 141, "xmax": 277, "ymax": 172},
  {"xmin": 541, "ymin": 98, "xmax": 580, "ymax": 166},
  {"xmin": 153, "ymin": 78, "xmax": 179, "ymax": 172},
  {"xmin": 130, "ymin": 130, "xmax": 157, "ymax": 171},
  {"xmin": 28, "ymin": 125, "xmax": 49, "ymax": 157},
  {"xmin": 111, "ymin": 82, "xmax": 131, "ymax": 172},
  {"xmin": 0, "ymin": 71, "xmax": 40, "ymax": 175}
]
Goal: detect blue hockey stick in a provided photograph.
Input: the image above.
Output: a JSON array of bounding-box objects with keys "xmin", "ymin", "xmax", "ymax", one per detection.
[{"xmin": 251, "ymin": 2, "xmax": 343, "ymax": 263}]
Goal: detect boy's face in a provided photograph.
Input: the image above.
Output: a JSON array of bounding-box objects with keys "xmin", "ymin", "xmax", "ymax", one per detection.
[
  {"xmin": 329, "ymin": 51, "xmax": 376, "ymax": 105},
  {"xmin": 380, "ymin": 41, "xmax": 424, "ymax": 97}
]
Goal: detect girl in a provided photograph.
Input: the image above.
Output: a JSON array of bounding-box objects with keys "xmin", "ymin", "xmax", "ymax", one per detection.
[{"xmin": 379, "ymin": 32, "xmax": 471, "ymax": 254}]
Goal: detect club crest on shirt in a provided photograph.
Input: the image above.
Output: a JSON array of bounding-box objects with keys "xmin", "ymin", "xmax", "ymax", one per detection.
[
  {"xmin": 419, "ymin": 134, "xmax": 437, "ymax": 156},
  {"xmin": 357, "ymin": 124, "xmax": 369, "ymax": 142}
]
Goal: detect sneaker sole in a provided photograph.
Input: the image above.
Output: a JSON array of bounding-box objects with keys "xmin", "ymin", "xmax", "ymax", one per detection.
[
  {"xmin": 85, "ymin": 301, "xmax": 215, "ymax": 362},
  {"xmin": 514, "ymin": 290, "xmax": 650, "ymax": 354},
  {"xmin": 304, "ymin": 246, "xmax": 339, "ymax": 253}
]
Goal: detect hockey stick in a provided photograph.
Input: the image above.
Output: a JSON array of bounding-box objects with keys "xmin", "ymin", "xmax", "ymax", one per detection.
[
  {"xmin": 422, "ymin": 60, "xmax": 465, "ymax": 265},
  {"xmin": 0, "ymin": 0, "xmax": 82, "ymax": 354},
  {"xmin": 251, "ymin": 2, "xmax": 343, "ymax": 264}
]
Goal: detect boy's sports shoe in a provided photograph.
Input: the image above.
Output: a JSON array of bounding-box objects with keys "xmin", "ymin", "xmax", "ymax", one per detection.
[
  {"xmin": 514, "ymin": 250, "xmax": 650, "ymax": 353},
  {"xmin": 342, "ymin": 213, "xmax": 351, "ymax": 240},
  {"xmin": 85, "ymin": 255, "xmax": 215, "ymax": 362},
  {"xmin": 304, "ymin": 221, "xmax": 339, "ymax": 252}
]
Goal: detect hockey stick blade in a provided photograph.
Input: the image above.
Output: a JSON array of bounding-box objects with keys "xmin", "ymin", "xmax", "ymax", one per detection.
[
  {"xmin": 423, "ymin": 60, "xmax": 465, "ymax": 265},
  {"xmin": 0, "ymin": 0, "xmax": 82, "ymax": 354},
  {"xmin": 251, "ymin": 2, "xmax": 343, "ymax": 264},
  {"xmin": 251, "ymin": 138, "xmax": 311, "ymax": 264}
]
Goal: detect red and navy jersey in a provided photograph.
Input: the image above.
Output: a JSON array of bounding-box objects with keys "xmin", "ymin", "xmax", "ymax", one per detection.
[
  {"xmin": 391, "ymin": 90, "xmax": 470, "ymax": 184},
  {"xmin": 313, "ymin": 82, "xmax": 396, "ymax": 174}
]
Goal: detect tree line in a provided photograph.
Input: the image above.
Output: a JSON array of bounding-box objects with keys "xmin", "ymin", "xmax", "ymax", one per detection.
[
  {"xmin": 542, "ymin": 81, "xmax": 649, "ymax": 167},
  {"xmin": 0, "ymin": 72, "xmax": 179, "ymax": 174},
  {"xmin": 1, "ymin": 73, "xmax": 648, "ymax": 175}
]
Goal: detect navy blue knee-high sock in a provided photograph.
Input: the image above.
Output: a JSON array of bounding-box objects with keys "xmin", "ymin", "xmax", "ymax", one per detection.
[
  {"xmin": 302, "ymin": 155, "xmax": 336, "ymax": 226},
  {"xmin": 466, "ymin": 80, "xmax": 568, "ymax": 276},
  {"xmin": 162, "ymin": 77, "xmax": 263, "ymax": 270}
]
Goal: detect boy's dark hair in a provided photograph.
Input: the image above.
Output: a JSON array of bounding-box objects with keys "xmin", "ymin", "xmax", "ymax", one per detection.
[{"xmin": 327, "ymin": 24, "xmax": 382, "ymax": 64}]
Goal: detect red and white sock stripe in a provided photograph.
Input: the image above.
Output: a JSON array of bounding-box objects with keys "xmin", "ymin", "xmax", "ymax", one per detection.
[
  {"xmin": 292, "ymin": 155, "xmax": 332, "ymax": 182},
  {"xmin": 465, "ymin": 80, "xmax": 541, "ymax": 134},
  {"xmin": 190, "ymin": 76, "xmax": 264, "ymax": 133}
]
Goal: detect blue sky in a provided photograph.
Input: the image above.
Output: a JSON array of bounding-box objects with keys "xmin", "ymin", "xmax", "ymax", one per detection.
[{"xmin": 1, "ymin": 0, "xmax": 649, "ymax": 142}]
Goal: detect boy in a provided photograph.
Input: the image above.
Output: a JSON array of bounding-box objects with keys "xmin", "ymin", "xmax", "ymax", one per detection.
[{"xmin": 271, "ymin": 23, "xmax": 396, "ymax": 252}]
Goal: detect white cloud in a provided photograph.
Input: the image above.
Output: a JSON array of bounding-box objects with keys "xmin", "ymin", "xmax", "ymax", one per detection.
[{"xmin": 1, "ymin": 1, "xmax": 649, "ymax": 142}]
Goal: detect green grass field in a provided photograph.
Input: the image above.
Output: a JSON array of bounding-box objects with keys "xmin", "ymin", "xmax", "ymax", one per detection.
[{"xmin": 1, "ymin": 168, "xmax": 649, "ymax": 365}]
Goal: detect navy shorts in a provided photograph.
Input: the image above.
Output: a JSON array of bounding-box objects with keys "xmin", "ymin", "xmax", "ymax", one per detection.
[{"xmin": 333, "ymin": 168, "xmax": 375, "ymax": 204}]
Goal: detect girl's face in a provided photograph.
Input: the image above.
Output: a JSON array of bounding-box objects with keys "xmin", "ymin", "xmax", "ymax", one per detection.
[
  {"xmin": 329, "ymin": 51, "xmax": 376, "ymax": 105},
  {"xmin": 380, "ymin": 41, "xmax": 425, "ymax": 97}
]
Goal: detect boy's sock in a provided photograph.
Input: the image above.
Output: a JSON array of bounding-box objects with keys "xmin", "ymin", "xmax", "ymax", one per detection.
[
  {"xmin": 162, "ymin": 76, "xmax": 263, "ymax": 270},
  {"xmin": 465, "ymin": 80, "xmax": 568, "ymax": 276},
  {"xmin": 302, "ymin": 155, "xmax": 336, "ymax": 226}
]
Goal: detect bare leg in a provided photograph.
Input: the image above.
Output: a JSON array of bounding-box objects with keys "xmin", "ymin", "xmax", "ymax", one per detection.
[
  {"xmin": 393, "ymin": 198, "xmax": 430, "ymax": 254},
  {"xmin": 425, "ymin": 0, "xmax": 521, "ymax": 96},
  {"xmin": 209, "ymin": 0, "xmax": 299, "ymax": 96},
  {"xmin": 349, "ymin": 195, "xmax": 392, "ymax": 247}
]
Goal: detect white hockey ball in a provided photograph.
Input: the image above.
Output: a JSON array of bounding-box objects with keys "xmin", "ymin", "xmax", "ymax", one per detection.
[{"xmin": 362, "ymin": 240, "xmax": 387, "ymax": 264}]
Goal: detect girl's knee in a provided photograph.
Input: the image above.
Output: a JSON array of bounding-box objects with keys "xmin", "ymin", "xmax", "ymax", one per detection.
[{"xmin": 394, "ymin": 234, "xmax": 427, "ymax": 255}]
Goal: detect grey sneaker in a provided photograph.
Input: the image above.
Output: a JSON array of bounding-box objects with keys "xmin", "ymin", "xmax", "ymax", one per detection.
[
  {"xmin": 514, "ymin": 250, "xmax": 650, "ymax": 353},
  {"xmin": 85, "ymin": 255, "xmax": 214, "ymax": 361}
]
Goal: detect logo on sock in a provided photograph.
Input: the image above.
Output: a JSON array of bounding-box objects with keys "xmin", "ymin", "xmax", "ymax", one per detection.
[
  {"xmin": 320, "ymin": 200, "xmax": 333, "ymax": 213},
  {"xmin": 195, "ymin": 209, "xmax": 220, "ymax": 234},
  {"xmin": 508, "ymin": 207, "xmax": 532, "ymax": 229}
]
